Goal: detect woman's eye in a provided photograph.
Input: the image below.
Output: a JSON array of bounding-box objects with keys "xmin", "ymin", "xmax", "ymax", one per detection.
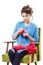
[
  {"xmin": 22, "ymin": 15, "xmax": 28, "ymax": 17},
  {"xmin": 22, "ymin": 14, "xmax": 28, "ymax": 17},
  {"xmin": 23, "ymin": 16, "xmax": 24, "ymax": 17},
  {"xmin": 26, "ymin": 15, "xmax": 28, "ymax": 17}
]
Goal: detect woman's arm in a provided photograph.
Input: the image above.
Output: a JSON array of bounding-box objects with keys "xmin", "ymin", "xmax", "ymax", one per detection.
[
  {"xmin": 22, "ymin": 32, "xmax": 35, "ymax": 42},
  {"xmin": 23, "ymin": 27, "xmax": 38, "ymax": 42},
  {"xmin": 13, "ymin": 28, "xmax": 24, "ymax": 39},
  {"xmin": 27, "ymin": 27, "xmax": 38, "ymax": 42},
  {"xmin": 27, "ymin": 35, "xmax": 35, "ymax": 42},
  {"xmin": 13, "ymin": 31, "xmax": 19, "ymax": 39}
]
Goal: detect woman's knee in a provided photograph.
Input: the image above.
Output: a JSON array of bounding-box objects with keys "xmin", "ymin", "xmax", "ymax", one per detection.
[{"xmin": 8, "ymin": 49, "xmax": 15, "ymax": 55}]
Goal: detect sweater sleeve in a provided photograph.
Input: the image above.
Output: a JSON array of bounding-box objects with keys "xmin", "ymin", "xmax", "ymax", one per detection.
[
  {"xmin": 33, "ymin": 27, "xmax": 38, "ymax": 42},
  {"xmin": 12, "ymin": 22, "xmax": 20, "ymax": 40}
]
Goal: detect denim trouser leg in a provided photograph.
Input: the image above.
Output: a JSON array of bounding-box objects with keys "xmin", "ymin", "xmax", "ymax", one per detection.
[
  {"xmin": 8, "ymin": 48, "xmax": 16, "ymax": 64},
  {"xmin": 13, "ymin": 49, "xmax": 28, "ymax": 65},
  {"xmin": 8, "ymin": 49, "xmax": 28, "ymax": 65}
]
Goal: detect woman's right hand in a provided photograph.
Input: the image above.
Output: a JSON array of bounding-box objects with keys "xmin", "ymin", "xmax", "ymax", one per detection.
[
  {"xmin": 17, "ymin": 28, "xmax": 24, "ymax": 34},
  {"xmin": 13, "ymin": 28, "xmax": 24, "ymax": 39}
]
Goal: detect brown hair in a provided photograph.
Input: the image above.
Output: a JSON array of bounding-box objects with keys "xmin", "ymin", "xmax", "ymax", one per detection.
[{"xmin": 21, "ymin": 5, "xmax": 33, "ymax": 15}]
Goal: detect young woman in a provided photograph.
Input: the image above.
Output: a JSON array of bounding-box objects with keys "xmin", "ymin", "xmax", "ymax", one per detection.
[{"xmin": 8, "ymin": 5, "xmax": 38, "ymax": 65}]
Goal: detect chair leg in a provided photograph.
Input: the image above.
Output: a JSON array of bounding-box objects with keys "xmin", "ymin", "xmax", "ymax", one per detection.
[
  {"xmin": 27, "ymin": 64, "xmax": 30, "ymax": 65},
  {"xmin": 34, "ymin": 62, "xmax": 37, "ymax": 65},
  {"xmin": 7, "ymin": 62, "xmax": 9, "ymax": 65}
]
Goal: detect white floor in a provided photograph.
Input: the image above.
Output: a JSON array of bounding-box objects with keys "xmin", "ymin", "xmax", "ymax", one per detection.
[{"xmin": 0, "ymin": 61, "xmax": 43, "ymax": 65}]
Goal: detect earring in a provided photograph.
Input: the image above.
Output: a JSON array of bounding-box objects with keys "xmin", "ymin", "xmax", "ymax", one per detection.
[{"xmin": 30, "ymin": 15, "xmax": 33, "ymax": 21}]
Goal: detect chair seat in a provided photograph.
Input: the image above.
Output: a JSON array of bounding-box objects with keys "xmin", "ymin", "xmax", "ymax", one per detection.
[{"xmin": 2, "ymin": 53, "xmax": 38, "ymax": 64}]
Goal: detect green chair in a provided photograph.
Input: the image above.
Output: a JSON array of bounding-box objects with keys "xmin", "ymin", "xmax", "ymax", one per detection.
[{"xmin": 2, "ymin": 28, "xmax": 41, "ymax": 65}]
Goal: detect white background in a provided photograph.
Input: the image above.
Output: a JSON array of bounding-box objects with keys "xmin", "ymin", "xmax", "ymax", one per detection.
[{"xmin": 0, "ymin": 0, "xmax": 43, "ymax": 65}]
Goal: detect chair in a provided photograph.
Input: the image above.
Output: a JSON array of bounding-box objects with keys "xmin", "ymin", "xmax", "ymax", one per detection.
[{"xmin": 2, "ymin": 28, "xmax": 41, "ymax": 65}]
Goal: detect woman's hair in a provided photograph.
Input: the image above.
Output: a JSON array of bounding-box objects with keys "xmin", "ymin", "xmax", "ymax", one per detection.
[{"xmin": 21, "ymin": 5, "xmax": 33, "ymax": 15}]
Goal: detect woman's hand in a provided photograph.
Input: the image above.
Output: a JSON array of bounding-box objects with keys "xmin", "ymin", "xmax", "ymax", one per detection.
[
  {"xmin": 22, "ymin": 30, "xmax": 35, "ymax": 42},
  {"xmin": 13, "ymin": 28, "xmax": 24, "ymax": 39},
  {"xmin": 17, "ymin": 28, "xmax": 24, "ymax": 34},
  {"xmin": 22, "ymin": 30, "xmax": 29, "ymax": 37}
]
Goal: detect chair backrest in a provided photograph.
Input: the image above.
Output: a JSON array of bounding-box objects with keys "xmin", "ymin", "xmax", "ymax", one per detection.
[
  {"xmin": 37, "ymin": 28, "xmax": 41, "ymax": 61},
  {"xmin": 38, "ymin": 28, "xmax": 41, "ymax": 42}
]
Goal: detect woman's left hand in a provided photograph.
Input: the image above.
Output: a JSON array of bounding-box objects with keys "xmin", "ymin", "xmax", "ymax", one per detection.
[
  {"xmin": 22, "ymin": 31, "xmax": 29, "ymax": 37},
  {"xmin": 22, "ymin": 30, "xmax": 34, "ymax": 42}
]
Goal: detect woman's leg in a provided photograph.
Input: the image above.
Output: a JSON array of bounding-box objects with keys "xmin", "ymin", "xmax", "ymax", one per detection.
[
  {"xmin": 13, "ymin": 49, "xmax": 28, "ymax": 65},
  {"xmin": 8, "ymin": 48, "xmax": 16, "ymax": 64}
]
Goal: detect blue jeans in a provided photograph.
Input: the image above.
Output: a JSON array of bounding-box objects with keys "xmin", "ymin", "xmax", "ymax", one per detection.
[{"xmin": 8, "ymin": 48, "xmax": 28, "ymax": 65}]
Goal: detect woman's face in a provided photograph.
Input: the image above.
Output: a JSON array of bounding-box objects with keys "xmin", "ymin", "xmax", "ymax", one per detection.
[{"xmin": 21, "ymin": 13, "xmax": 31, "ymax": 22}]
